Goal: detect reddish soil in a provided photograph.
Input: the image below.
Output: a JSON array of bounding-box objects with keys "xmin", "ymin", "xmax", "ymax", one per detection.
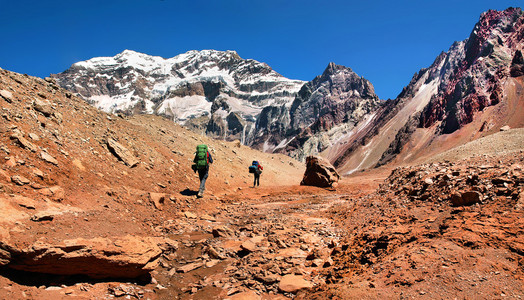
[{"xmin": 307, "ymin": 152, "xmax": 523, "ymax": 299}]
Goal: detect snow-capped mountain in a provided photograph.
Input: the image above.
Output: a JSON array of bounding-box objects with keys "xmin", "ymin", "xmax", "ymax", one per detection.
[
  {"xmin": 52, "ymin": 50, "xmax": 305, "ymax": 145},
  {"xmin": 53, "ymin": 49, "xmax": 381, "ymax": 159}
]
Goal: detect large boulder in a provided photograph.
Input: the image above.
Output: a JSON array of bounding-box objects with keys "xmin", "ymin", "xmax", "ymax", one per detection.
[
  {"xmin": 450, "ymin": 191, "xmax": 482, "ymax": 207},
  {"xmin": 300, "ymin": 156, "xmax": 340, "ymax": 187}
]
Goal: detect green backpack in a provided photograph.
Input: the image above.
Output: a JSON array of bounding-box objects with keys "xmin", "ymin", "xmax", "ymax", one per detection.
[{"xmin": 195, "ymin": 144, "xmax": 208, "ymax": 169}]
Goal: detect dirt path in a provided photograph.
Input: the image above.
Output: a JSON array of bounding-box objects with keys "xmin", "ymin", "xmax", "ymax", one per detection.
[{"xmin": 152, "ymin": 170, "xmax": 388, "ymax": 299}]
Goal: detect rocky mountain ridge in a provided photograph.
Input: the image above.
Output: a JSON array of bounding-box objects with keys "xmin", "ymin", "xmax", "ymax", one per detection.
[
  {"xmin": 254, "ymin": 62, "xmax": 382, "ymax": 161},
  {"xmin": 325, "ymin": 7, "xmax": 524, "ymax": 174},
  {"xmin": 52, "ymin": 50, "xmax": 383, "ymax": 162}
]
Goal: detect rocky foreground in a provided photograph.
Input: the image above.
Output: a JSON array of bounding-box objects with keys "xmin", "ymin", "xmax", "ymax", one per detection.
[
  {"xmin": 2, "ymin": 149, "xmax": 522, "ymax": 299},
  {"xmin": 312, "ymin": 152, "xmax": 524, "ymax": 299}
]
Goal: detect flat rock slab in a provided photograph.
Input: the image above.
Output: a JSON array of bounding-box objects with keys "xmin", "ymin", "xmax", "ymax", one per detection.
[
  {"xmin": 149, "ymin": 192, "xmax": 166, "ymax": 210},
  {"xmin": 184, "ymin": 211, "xmax": 197, "ymax": 219},
  {"xmin": 33, "ymin": 99, "xmax": 54, "ymax": 117},
  {"xmin": 38, "ymin": 186, "xmax": 65, "ymax": 201},
  {"xmin": 0, "ymin": 235, "xmax": 178, "ymax": 279},
  {"xmin": 278, "ymin": 274, "xmax": 313, "ymax": 293},
  {"xmin": 240, "ymin": 240, "xmax": 257, "ymax": 253},
  {"xmin": 212, "ymin": 225, "xmax": 234, "ymax": 237},
  {"xmin": 40, "ymin": 151, "xmax": 58, "ymax": 166},
  {"xmin": 176, "ymin": 261, "xmax": 204, "ymax": 273},
  {"xmin": 10, "ymin": 133, "xmax": 37, "ymax": 152},
  {"xmin": 228, "ymin": 290, "xmax": 261, "ymax": 300},
  {"xmin": 106, "ymin": 138, "xmax": 139, "ymax": 167},
  {"xmin": 0, "ymin": 89, "xmax": 13, "ymax": 102},
  {"xmin": 11, "ymin": 175, "xmax": 30, "ymax": 186}
]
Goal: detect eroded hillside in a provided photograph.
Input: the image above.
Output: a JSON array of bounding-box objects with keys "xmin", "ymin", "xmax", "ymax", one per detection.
[{"xmin": 0, "ymin": 67, "xmax": 305, "ymax": 299}]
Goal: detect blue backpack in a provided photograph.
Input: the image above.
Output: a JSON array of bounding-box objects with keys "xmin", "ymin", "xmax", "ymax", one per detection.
[{"xmin": 248, "ymin": 161, "xmax": 259, "ymax": 173}]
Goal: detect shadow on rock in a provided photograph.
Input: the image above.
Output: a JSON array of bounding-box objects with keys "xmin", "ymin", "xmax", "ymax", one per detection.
[{"xmin": 0, "ymin": 267, "xmax": 151, "ymax": 287}]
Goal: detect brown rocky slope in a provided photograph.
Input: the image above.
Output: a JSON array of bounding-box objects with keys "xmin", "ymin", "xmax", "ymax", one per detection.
[
  {"xmin": 306, "ymin": 151, "xmax": 523, "ymax": 299},
  {"xmin": 0, "ymin": 67, "xmax": 304, "ymax": 298}
]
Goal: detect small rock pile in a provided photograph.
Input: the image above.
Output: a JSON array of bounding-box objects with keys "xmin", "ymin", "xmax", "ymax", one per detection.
[{"xmin": 380, "ymin": 154, "xmax": 523, "ymax": 207}]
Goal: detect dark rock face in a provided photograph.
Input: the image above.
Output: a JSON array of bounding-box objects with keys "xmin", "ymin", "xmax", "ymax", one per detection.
[
  {"xmin": 206, "ymin": 114, "xmax": 227, "ymax": 138},
  {"xmin": 300, "ymin": 156, "xmax": 340, "ymax": 188},
  {"xmin": 420, "ymin": 8, "xmax": 524, "ymax": 134},
  {"xmin": 255, "ymin": 63, "xmax": 382, "ymax": 160},
  {"xmin": 510, "ymin": 50, "xmax": 524, "ymax": 77},
  {"xmin": 290, "ymin": 63, "xmax": 378, "ymax": 132}
]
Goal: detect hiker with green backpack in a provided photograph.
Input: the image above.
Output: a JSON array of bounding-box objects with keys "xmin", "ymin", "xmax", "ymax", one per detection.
[{"xmin": 192, "ymin": 144, "xmax": 213, "ymax": 198}]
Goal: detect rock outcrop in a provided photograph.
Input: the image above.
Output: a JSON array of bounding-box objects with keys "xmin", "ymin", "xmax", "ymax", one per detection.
[
  {"xmin": 106, "ymin": 138, "xmax": 139, "ymax": 167},
  {"xmin": 300, "ymin": 156, "xmax": 340, "ymax": 188},
  {"xmin": 0, "ymin": 236, "xmax": 178, "ymax": 279},
  {"xmin": 278, "ymin": 274, "xmax": 313, "ymax": 293},
  {"xmin": 255, "ymin": 62, "xmax": 381, "ymax": 161},
  {"xmin": 420, "ymin": 8, "xmax": 524, "ymax": 134}
]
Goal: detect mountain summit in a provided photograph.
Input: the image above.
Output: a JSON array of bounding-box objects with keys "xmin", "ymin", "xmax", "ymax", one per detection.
[
  {"xmin": 53, "ymin": 49, "xmax": 305, "ymax": 145},
  {"xmin": 326, "ymin": 7, "xmax": 524, "ymax": 174},
  {"xmin": 253, "ymin": 62, "xmax": 381, "ymax": 160},
  {"xmin": 53, "ymin": 50, "xmax": 382, "ymax": 159}
]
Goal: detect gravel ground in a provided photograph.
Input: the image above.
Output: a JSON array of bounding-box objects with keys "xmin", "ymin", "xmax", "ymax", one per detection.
[{"xmin": 425, "ymin": 128, "xmax": 524, "ymax": 163}]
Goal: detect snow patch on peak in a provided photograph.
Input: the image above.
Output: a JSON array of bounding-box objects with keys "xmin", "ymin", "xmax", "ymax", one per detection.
[{"xmin": 73, "ymin": 49, "xmax": 168, "ymax": 73}]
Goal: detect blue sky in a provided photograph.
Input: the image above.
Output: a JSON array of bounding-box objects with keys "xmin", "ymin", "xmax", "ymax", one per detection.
[{"xmin": 0, "ymin": 0, "xmax": 521, "ymax": 99}]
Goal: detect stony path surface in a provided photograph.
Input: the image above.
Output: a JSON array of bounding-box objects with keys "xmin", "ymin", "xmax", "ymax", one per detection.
[{"xmin": 153, "ymin": 191, "xmax": 352, "ymax": 299}]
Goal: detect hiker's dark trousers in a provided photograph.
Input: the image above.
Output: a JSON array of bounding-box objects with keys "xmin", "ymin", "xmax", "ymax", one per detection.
[
  {"xmin": 253, "ymin": 173, "xmax": 260, "ymax": 186},
  {"xmin": 198, "ymin": 168, "xmax": 209, "ymax": 194}
]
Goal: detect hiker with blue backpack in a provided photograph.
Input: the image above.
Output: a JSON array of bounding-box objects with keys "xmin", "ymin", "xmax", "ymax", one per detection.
[
  {"xmin": 248, "ymin": 160, "xmax": 263, "ymax": 187},
  {"xmin": 192, "ymin": 144, "xmax": 213, "ymax": 198}
]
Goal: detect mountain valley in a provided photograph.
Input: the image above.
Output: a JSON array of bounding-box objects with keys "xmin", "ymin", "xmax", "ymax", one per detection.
[{"xmin": 0, "ymin": 7, "xmax": 523, "ymax": 300}]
